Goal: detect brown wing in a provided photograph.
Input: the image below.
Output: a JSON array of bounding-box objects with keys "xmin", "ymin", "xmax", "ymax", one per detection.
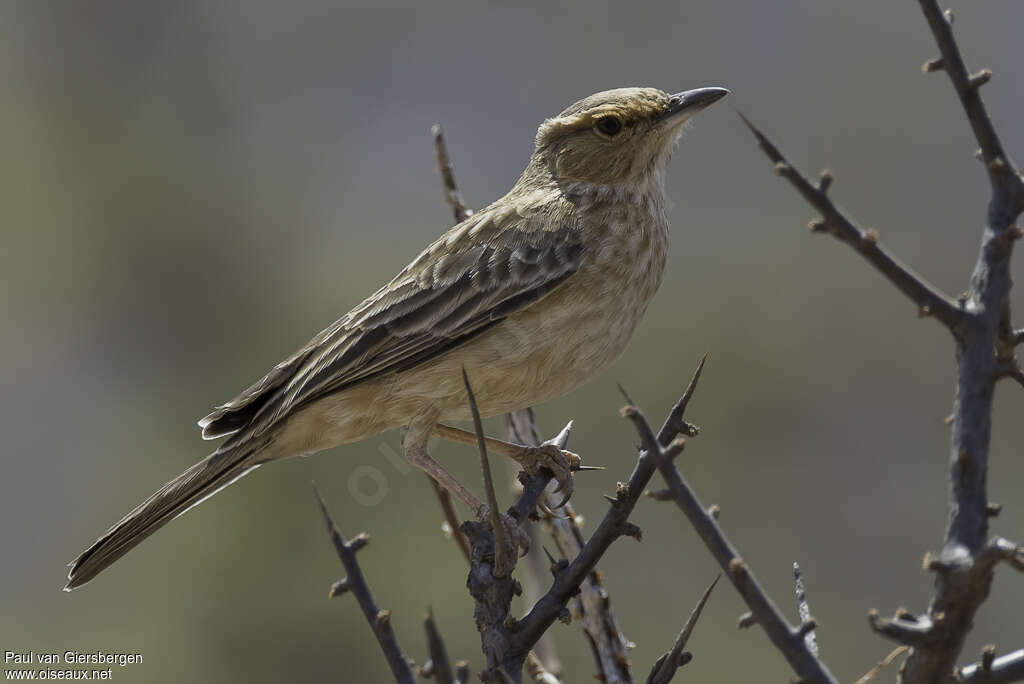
[{"xmin": 198, "ymin": 202, "xmax": 584, "ymax": 444}]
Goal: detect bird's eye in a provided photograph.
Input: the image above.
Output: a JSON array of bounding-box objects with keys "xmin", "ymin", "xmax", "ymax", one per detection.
[{"xmin": 595, "ymin": 116, "xmax": 623, "ymax": 137}]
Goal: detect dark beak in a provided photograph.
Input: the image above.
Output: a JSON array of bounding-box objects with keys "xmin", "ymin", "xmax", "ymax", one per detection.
[{"xmin": 662, "ymin": 87, "xmax": 729, "ymax": 123}]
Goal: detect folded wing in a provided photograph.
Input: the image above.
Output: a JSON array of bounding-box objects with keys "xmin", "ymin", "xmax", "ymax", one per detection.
[{"xmin": 198, "ymin": 202, "xmax": 585, "ymax": 446}]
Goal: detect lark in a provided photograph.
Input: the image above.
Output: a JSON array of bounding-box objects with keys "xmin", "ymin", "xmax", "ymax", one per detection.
[{"xmin": 66, "ymin": 86, "xmax": 728, "ymax": 589}]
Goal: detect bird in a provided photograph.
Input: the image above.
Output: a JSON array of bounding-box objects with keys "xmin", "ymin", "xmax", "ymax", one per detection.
[{"xmin": 65, "ymin": 85, "xmax": 728, "ymax": 590}]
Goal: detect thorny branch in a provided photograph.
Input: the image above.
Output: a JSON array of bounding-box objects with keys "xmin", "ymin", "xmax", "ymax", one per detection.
[
  {"xmin": 622, "ymin": 365, "xmax": 837, "ymax": 684},
  {"xmin": 509, "ymin": 409, "xmax": 634, "ymax": 684},
  {"xmin": 314, "ymin": 487, "xmax": 416, "ymax": 684},
  {"xmin": 739, "ymin": 112, "xmax": 966, "ymax": 332},
  {"xmin": 433, "ymin": 123, "xmax": 472, "ymax": 223},
  {"xmin": 507, "ymin": 360, "xmax": 705, "ymax": 667},
  {"xmin": 745, "ymin": 2, "xmax": 1024, "ymax": 681},
  {"xmin": 507, "ymin": 410, "xmax": 565, "ymax": 679}
]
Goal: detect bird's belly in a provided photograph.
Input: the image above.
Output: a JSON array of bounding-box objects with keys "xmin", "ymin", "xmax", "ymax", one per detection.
[{"xmin": 398, "ymin": 255, "xmax": 664, "ymax": 421}]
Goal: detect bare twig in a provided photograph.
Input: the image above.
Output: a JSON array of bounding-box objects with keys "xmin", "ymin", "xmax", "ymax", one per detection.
[
  {"xmin": 917, "ymin": 2, "xmax": 1024, "ymax": 210},
  {"xmin": 957, "ymin": 648, "xmax": 1024, "ymax": 683},
  {"xmin": 645, "ymin": 575, "xmax": 719, "ymax": 684},
  {"xmin": 462, "ymin": 368, "xmax": 512, "ymax": 578},
  {"xmin": 432, "ymin": 124, "xmax": 472, "ymax": 223},
  {"xmin": 429, "ymin": 478, "xmax": 472, "ymax": 563},
  {"xmin": 739, "ymin": 112, "xmax": 965, "ymax": 333},
  {"xmin": 425, "ymin": 127, "xmax": 475, "ymax": 565},
  {"xmin": 422, "ymin": 609, "xmax": 456, "ymax": 684},
  {"xmin": 314, "ymin": 486, "xmax": 415, "ymax": 684},
  {"xmin": 622, "ymin": 388, "xmax": 837, "ymax": 683},
  {"xmin": 894, "ymin": 4, "xmax": 1024, "ymax": 680},
  {"xmin": 793, "ymin": 562, "xmax": 819, "ymax": 657},
  {"xmin": 855, "ymin": 646, "xmax": 910, "ymax": 684}
]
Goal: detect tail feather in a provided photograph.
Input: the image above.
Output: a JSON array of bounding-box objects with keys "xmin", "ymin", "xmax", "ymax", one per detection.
[{"xmin": 65, "ymin": 444, "xmax": 259, "ymax": 590}]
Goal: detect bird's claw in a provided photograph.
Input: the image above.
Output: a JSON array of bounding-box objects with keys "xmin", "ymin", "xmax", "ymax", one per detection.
[{"xmin": 514, "ymin": 444, "xmax": 579, "ymax": 509}]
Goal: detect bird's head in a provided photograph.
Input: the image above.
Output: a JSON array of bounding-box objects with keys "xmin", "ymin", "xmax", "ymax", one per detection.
[{"xmin": 534, "ymin": 86, "xmax": 728, "ymax": 187}]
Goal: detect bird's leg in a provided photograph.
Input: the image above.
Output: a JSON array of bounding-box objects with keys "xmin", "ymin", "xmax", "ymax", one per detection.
[
  {"xmin": 432, "ymin": 423, "xmax": 580, "ymax": 506},
  {"xmin": 403, "ymin": 432, "xmax": 486, "ymax": 519},
  {"xmin": 405, "ymin": 422, "xmax": 529, "ymax": 557}
]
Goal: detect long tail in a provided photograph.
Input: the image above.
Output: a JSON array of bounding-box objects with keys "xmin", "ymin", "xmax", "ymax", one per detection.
[{"xmin": 65, "ymin": 443, "xmax": 261, "ymax": 590}]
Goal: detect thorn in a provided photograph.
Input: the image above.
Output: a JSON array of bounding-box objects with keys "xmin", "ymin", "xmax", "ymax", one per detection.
[
  {"xmin": 664, "ymin": 436, "xmax": 687, "ymax": 460},
  {"xmin": 969, "ymin": 69, "xmax": 992, "ymax": 90},
  {"xmin": 923, "ymin": 551, "xmax": 939, "ymax": 571},
  {"xmin": 678, "ymin": 419, "xmax": 701, "ymax": 438},
  {"xmin": 982, "ymin": 645, "xmax": 996, "ymax": 672},
  {"xmin": 603, "ymin": 494, "xmax": 618, "ymax": 505},
  {"xmin": 707, "ymin": 504, "xmax": 720, "ymax": 519},
  {"xmin": 537, "ymin": 501, "xmax": 569, "ymax": 520},
  {"xmin": 895, "ymin": 607, "xmax": 916, "ymax": 622},
  {"xmin": 796, "ymin": 619, "xmax": 817, "ymax": 639},
  {"xmin": 1008, "ymin": 226, "xmax": 1024, "ymax": 241},
  {"xmin": 376, "ymin": 609, "xmax": 391, "ymax": 628},
  {"xmin": 350, "ymin": 533, "xmax": 370, "ymax": 552},
  {"xmin": 922, "ymin": 57, "xmax": 945, "ymax": 73},
  {"xmin": 944, "ymin": 8, "xmax": 954, "ymax": 24},
  {"xmin": 558, "ymin": 606, "xmax": 572, "ymax": 625},
  {"xmin": 621, "ymin": 522, "xmax": 643, "ymax": 541},
  {"xmin": 619, "ymin": 404, "xmax": 638, "ymax": 419},
  {"xmin": 933, "ymin": 611, "xmax": 946, "ymax": 625},
  {"xmin": 330, "ymin": 578, "xmax": 350, "ymax": 597},
  {"xmin": 808, "ymin": 219, "xmax": 827, "ymax": 233},
  {"xmin": 943, "ymin": 413, "xmax": 954, "ymax": 425},
  {"xmin": 646, "ymin": 488, "xmax": 673, "ymax": 501},
  {"xmin": 989, "ymin": 157, "xmax": 1007, "ymax": 173},
  {"xmin": 617, "ymin": 383, "xmax": 636, "ymax": 406},
  {"xmin": 774, "ymin": 162, "xmax": 791, "ymax": 176},
  {"xmin": 862, "ymin": 228, "xmax": 879, "ymax": 246},
  {"xmin": 728, "ymin": 558, "xmax": 747, "ymax": 577},
  {"xmin": 975, "ymin": 148, "xmax": 984, "ymax": 161},
  {"xmin": 918, "ymin": 304, "xmax": 932, "ymax": 318},
  {"xmin": 818, "ymin": 169, "xmax": 833, "ymax": 193},
  {"xmin": 575, "ymin": 464, "xmax": 606, "ymax": 471},
  {"xmin": 986, "ymin": 502, "xmax": 1002, "ymax": 517},
  {"xmin": 738, "ymin": 612, "xmax": 757, "ymax": 629},
  {"xmin": 418, "ymin": 658, "xmax": 436, "ymax": 678}
]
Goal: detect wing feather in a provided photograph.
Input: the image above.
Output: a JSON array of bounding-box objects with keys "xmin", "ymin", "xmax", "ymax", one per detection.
[{"xmin": 199, "ymin": 202, "xmax": 584, "ymax": 443}]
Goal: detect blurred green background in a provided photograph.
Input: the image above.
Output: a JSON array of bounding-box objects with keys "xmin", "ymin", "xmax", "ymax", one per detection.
[{"xmin": 3, "ymin": 1, "xmax": 1023, "ymax": 681}]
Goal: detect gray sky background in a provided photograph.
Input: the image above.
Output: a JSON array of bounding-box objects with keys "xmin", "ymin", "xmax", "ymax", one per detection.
[{"xmin": 2, "ymin": 1, "xmax": 1023, "ymax": 681}]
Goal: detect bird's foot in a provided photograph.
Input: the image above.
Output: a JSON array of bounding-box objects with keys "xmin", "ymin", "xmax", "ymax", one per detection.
[{"xmin": 511, "ymin": 444, "xmax": 580, "ymax": 508}]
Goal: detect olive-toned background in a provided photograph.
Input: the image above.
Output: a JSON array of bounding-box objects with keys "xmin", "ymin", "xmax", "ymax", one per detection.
[{"xmin": 3, "ymin": 1, "xmax": 1023, "ymax": 681}]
